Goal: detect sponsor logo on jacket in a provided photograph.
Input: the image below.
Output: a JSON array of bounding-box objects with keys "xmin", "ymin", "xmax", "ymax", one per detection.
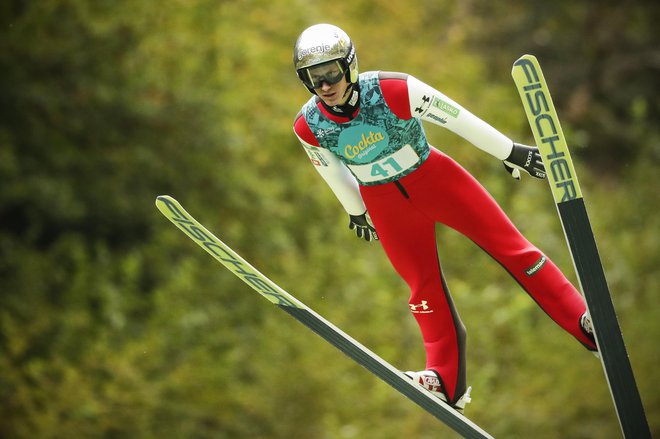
[{"xmin": 344, "ymin": 131, "xmax": 386, "ymax": 159}]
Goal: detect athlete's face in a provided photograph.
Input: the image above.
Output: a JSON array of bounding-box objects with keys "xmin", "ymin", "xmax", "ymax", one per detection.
[
  {"xmin": 316, "ymin": 77, "xmax": 350, "ymax": 107},
  {"xmin": 310, "ymin": 65, "xmax": 351, "ymax": 107}
]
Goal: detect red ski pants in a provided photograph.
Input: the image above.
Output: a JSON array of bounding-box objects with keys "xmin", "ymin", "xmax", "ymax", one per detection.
[{"xmin": 359, "ymin": 148, "xmax": 596, "ymax": 403}]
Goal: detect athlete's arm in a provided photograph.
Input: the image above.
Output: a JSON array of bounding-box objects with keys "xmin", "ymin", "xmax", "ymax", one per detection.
[
  {"xmin": 379, "ymin": 72, "xmax": 513, "ymax": 160},
  {"xmin": 293, "ymin": 113, "xmax": 367, "ymax": 216}
]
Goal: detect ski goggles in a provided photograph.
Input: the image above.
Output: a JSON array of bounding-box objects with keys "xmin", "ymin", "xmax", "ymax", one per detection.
[{"xmin": 298, "ymin": 60, "xmax": 346, "ymax": 89}]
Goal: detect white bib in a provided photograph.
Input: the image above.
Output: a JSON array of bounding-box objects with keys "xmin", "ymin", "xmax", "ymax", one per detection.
[{"xmin": 346, "ymin": 144, "xmax": 420, "ymax": 184}]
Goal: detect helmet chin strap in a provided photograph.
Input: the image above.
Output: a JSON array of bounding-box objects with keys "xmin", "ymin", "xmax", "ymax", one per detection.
[
  {"xmin": 341, "ymin": 83, "xmax": 354, "ymax": 100},
  {"xmin": 322, "ymin": 83, "xmax": 360, "ymax": 118}
]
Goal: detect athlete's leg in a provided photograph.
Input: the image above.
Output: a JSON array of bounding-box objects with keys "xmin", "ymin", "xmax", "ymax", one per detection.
[
  {"xmin": 360, "ymin": 183, "xmax": 468, "ymax": 403},
  {"xmin": 407, "ymin": 149, "xmax": 595, "ymax": 349}
]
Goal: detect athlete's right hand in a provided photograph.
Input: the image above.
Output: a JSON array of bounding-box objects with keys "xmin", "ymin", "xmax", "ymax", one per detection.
[
  {"xmin": 503, "ymin": 143, "xmax": 546, "ymax": 180},
  {"xmin": 349, "ymin": 212, "xmax": 378, "ymax": 242}
]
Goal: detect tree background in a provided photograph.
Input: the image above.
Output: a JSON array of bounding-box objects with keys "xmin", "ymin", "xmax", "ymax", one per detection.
[{"xmin": 1, "ymin": 1, "xmax": 658, "ymax": 438}]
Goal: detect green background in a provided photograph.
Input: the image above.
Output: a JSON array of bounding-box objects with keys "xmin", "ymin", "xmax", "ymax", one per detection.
[{"xmin": 1, "ymin": 1, "xmax": 658, "ymax": 438}]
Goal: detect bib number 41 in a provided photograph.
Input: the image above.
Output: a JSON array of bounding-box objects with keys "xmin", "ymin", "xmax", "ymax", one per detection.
[
  {"xmin": 371, "ymin": 157, "xmax": 403, "ymax": 178},
  {"xmin": 347, "ymin": 144, "xmax": 420, "ymax": 183}
]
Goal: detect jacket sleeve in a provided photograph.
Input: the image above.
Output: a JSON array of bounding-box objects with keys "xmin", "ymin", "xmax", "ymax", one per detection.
[
  {"xmin": 293, "ymin": 114, "xmax": 367, "ymax": 216},
  {"xmin": 380, "ymin": 72, "xmax": 514, "ymax": 160}
]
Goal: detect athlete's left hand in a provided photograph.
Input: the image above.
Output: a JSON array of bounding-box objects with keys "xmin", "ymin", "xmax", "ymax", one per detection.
[
  {"xmin": 503, "ymin": 143, "xmax": 546, "ymax": 180},
  {"xmin": 349, "ymin": 212, "xmax": 378, "ymax": 242}
]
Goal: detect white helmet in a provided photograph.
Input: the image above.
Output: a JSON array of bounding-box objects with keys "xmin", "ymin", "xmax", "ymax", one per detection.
[{"xmin": 293, "ymin": 24, "xmax": 358, "ymax": 91}]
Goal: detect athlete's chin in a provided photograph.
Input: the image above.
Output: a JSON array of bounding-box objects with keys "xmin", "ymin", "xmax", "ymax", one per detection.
[{"xmin": 319, "ymin": 92, "xmax": 340, "ymax": 105}]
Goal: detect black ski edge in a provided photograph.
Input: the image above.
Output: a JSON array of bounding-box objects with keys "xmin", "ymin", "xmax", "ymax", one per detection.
[
  {"xmin": 279, "ymin": 305, "xmax": 493, "ymax": 439},
  {"xmin": 558, "ymin": 199, "xmax": 651, "ymax": 438}
]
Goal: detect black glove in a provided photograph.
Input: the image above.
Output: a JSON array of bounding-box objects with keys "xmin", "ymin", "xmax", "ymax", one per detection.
[
  {"xmin": 348, "ymin": 212, "xmax": 378, "ymax": 242},
  {"xmin": 503, "ymin": 143, "xmax": 546, "ymax": 180}
]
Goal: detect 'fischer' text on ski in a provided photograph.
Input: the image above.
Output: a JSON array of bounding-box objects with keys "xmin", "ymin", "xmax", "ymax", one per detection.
[{"xmin": 514, "ymin": 58, "xmax": 579, "ymax": 203}]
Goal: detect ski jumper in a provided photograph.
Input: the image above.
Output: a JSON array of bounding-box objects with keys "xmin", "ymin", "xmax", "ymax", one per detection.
[{"xmin": 293, "ymin": 71, "xmax": 596, "ymax": 404}]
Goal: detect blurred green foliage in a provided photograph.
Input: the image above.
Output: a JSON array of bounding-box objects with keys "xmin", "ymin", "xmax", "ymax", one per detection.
[{"xmin": 1, "ymin": 1, "xmax": 658, "ymax": 438}]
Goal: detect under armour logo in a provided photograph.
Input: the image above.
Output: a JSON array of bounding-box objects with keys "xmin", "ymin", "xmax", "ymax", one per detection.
[
  {"xmin": 409, "ymin": 301, "xmax": 428, "ymax": 311},
  {"xmin": 414, "ymin": 95, "xmax": 432, "ymax": 114},
  {"xmin": 409, "ymin": 301, "xmax": 432, "ymax": 313}
]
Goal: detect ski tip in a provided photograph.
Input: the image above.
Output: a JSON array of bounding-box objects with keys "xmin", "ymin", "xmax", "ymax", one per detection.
[
  {"xmin": 155, "ymin": 195, "xmax": 173, "ymax": 205},
  {"xmin": 512, "ymin": 53, "xmax": 538, "ymax": 73},
  {"xmin": 511, "ymin": 54, "xmax": 539, "ymax": 78}
]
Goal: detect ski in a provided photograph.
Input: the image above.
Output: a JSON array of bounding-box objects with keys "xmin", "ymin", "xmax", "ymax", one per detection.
[
  {"xmin": 155, "ymin": 195, "xmax": 494, "ymax": 439},
  {"xmin": 511, "ymin": 54, "xmax": 650, "ymax": 438}
]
